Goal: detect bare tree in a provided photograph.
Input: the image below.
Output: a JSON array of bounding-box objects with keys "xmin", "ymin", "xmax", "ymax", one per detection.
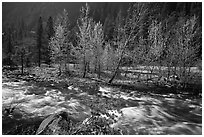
[
  {"xmin": 173, "ymin": 16, "xmax": 200, "ymax": 86},
  {"xmin": 147, "ymin": 20, "xmax": 166, "ymax": 82},
  {"xmin": 108, "ymin": 3, "xmax": 148, "ymax": 83}
]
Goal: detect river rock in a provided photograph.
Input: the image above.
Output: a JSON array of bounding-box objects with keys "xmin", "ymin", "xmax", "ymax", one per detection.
[{"xmin": 36, "ymin": 111, "xmax": 81, "ymax": 135}]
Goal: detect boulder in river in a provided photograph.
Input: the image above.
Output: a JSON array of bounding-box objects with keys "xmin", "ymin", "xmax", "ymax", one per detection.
[{"xmin": 36, "ymin": 111, "xmax": 82, "ymax": 135}]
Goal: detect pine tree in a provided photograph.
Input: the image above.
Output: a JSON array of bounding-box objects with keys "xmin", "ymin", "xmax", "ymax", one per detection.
[
  {"xmin": 18, "ymin": 19, "xmax": 25, "ymax": 40},
  {"xmin": 37, "ymin": 16, "xmax": 43, "ymax": 67},
  {"xmin": 46, "ymin": 16, "xmax": 55, "ymax": 40},
  {"xmin": 45, "ymin": 16, "xmax": 54, "ymax": 65},
  {"xmin": 7, "ymin": 27, "xmax": 13, "ymax": 66}
]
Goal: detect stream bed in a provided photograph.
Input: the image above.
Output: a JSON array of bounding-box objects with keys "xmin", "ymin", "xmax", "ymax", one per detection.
[{"xmin": 2, "ymin": 77, "xmax": 202, "ymax": 135}]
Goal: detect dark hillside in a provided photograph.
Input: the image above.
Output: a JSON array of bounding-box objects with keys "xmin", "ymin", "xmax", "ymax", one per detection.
[{"xmin": 3, "ymin": 2, "xmax": 201, "ymax": 31}]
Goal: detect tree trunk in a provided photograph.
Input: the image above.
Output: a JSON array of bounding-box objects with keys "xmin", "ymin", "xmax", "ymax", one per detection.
[
  {"xmin": 108, "ymin": 57, "xmax": 122, "ymax": 83},
  {"xmin": 83, "ymin": 63, "xmax": 87, "ymax": 78},
  {"xmin": 124, "ymin": 66, "xmax": 128, "ymax": 77},
  {"xmin": 108, "ymin": 32, "xmax": 133, "ymax": 84},
  {"xmin": 64, "ymin": 60, "xmax": 69, "ymax": 74},
  {"xmin": 173, "ymin": 66, "xmax": 177, "ymax": 75},
  {"xmin": 38, "ymin": 47, "xmax": 41, "ymax": 67},
  {"xmin": 58, "ymin": 63, "xmax": 62, "ymax": 76},
  {"xmin": 167, "ymin": 63, "xmax": 171, "ymax": 79},
  {"xmin": 150, "ymin": 66, "xmax": 154, "ymax": 79},
  {"xmin": 87, "ymin": 62, "xmax": 90, "ymax": 73},
  {"xmin": 146, "ymin": 67, "xmax": 149, "ymax": 85},
  {"xmin": 21, "ymin": 54, "xmax": 24, "ymax": 74},
  {"xmin": 97, "ymin": 63, "xmax": 101, "ymax": 79},
  {"xmin": 95, "ymin": 60, "xmax": 97, "ymax": 73}
]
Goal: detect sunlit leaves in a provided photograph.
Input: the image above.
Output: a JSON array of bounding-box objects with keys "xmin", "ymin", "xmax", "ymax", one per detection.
[
  {"xmin": 49, "ymin": 9, "xmax": 72, "ymax": 75},
  {"xmin": 148, "ymin": 20, "xmax": 165, "ymax": 60}
]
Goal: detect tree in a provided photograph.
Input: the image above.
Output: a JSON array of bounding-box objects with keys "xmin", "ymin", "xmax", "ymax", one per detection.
[
  {"xmin": 3, "ymin": 24, "xmax": 18, "ymax": 67},
  {"xmin": 103, "ymin": 14, "xmax": 115, "ymax": 41},
  {"xmin": 108, "ymin": 3, "xmax": 148, "ymax": 83},
  {"xmin": 49, "ymin": 24, "xmax": 70, "ymax": 76},
  {"xmin": 46, "ymin": 16, "xmax": 55, "ymax": 40},
  {"xmin": 91, "ymin": 22, "xmax": 104, "ymax": 78},
  {"xmin": 74, "ymin": 3, "xmax": 94, "ymax": 78},
  {"xmin": 18, "ymin": 18, "xmax": 27, "ymax": 39},
  {"xmin": 172, "ymin": 15, "xmax": 200, "ymax": 86},
  {"xmin": 37, "ymin": 16, "xmax": 43, "ymax": 67},
  {"xmin": 147, "ymin": 20, "xmax": 166, "ymax": 80},
  {"xmin": 13, "ymin": 38, "xmax": 33, "ymax": 74},
  {"xmin": 15, "ymin": 46, "xmax": 26, "ymax": 74},
  {"xmin": 101, "ymin": 42, "xmax": 118, "ymax": 71},
  {"xmin": 49, "ymin": 9, "xmax": 72, "ymax": 76},
  {"xmin": 7, "ymin": 27, "xmax": 13, "ymax": 66},
  {"xmin": 45, "ymin": 16, "xmax": 55, "ymax": 65},
  {"xmin": 55, "ymin": 9, "xmax": 72, "ymax": 72}
]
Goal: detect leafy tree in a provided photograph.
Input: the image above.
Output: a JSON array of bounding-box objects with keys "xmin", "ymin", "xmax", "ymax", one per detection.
[
  {"xmin": 74, "ymin": 3, "xmax": 94, "ymax": 78},
  {"xmin": 91, "ymin": 22, "xmax": 104, "ymax": 78},
  {"xmin": 101, "ymin": 43, "xmax": 118, "ymax": 71},
  {"xmin": 49, "ymin": 24, "xmax": 70, "ymax": 76},
  {"xmin": 37, "ymin": 16, "xmax": 43, "ymax": 67},
  {"xmin": 56, "ymin": 9, "xmax": 72, "ymax": 72},
  {"xmin": 49, "ymin": 9, "xmax": 73, "ymax": 76}
]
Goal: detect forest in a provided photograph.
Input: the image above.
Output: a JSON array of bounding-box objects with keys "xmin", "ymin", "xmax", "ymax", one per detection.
[{"xmin": 2, "ymin": 2, "xmax": 202, "ymax": 135}]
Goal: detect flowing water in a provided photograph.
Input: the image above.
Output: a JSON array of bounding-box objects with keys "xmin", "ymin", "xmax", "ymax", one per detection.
[{"xmin": 2, "ymin": 77, "xmax": 202, "ymax": 135}]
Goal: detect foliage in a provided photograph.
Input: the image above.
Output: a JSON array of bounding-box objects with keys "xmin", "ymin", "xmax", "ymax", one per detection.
[
  {"xmin": 171, "ymin": 16, "xmax": 200, "ymax": 84},
  {"xmin": 148, "ymin": 20, "xmax": 165, "ymax": 62},
  {"xmin": 71, "ymin": 114, "xmax": 121, "ymax": 135},
  {"xmin": 49, "ymin": 24, "xmax": 68, "ymax": 75},
  {"xmin": 108, "ymin": 3, "xmax": 149, "ymax": 83},
  {"xmin": 45, "ymin": 16, "xmax": 55, "ymax": 65},
  {"xmin": 73, "ymin": 3, "xmax": 95, "ymax": 77},
  {"xmin": 49, "ymin": 9, "xmax": 72, "ymax": 75},
  {"xmin": 174, "ymin": 16, "xmax": 200, "ymax": 67},
  {"xmin": 46, "ymin": 16, "xmax": 55, "ymax": 40},
  {"xmin": 90, "ymin": 22, "xmax": 104, "ymax": 77},
  {"xmin": 103, "ymin": 14, "xmax": 115, "ymax": 41},
  {"xmin": 101, "ymin": 43, "xmax": 118, "ymax": 71},
  {"xmin": 36, "ymin": 16, "xmax": 43, "ymax": 67}
]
